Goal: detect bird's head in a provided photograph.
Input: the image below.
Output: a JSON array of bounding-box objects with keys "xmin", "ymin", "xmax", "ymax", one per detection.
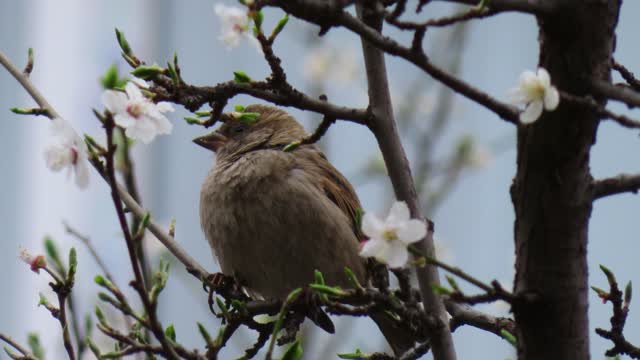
[{"xmin": 193, "ymin": 104, "xmax": 307, "ymax": 160}]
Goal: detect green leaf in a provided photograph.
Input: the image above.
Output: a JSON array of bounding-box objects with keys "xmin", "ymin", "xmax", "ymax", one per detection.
[
  {"xmin": 338, "ymin": 348, "xmax": 368, "ymax": 359},
  {"xmin": 236, "ymin": 112, "xmax": 260, "ymax": 123},
  {"xmin": 115, "ymin": 28, "xmax": 132, "ymax": 55},
  {"xmin": 309, "ymin": 284, "xmax": 346, "ymax": 297},
  {"xmin": 94, "ymin": 275, "xmax": 108, "ymax": 287},
  {"xmin": 500, "ymin": 329, "xmax": 517, "ymax": 347},
  {"xmin": 100, "ymin": 64, "xmax": 120, "ymax": 89},
  {"xmin": 280, "ymin": 340, "xmax": 303, "ymax": 360},
  {"xmin": 234, "ymin": 104, "xmax": 245, "ymax": 112},
  {"xmin": 314, "ymin": 270, "xmax": 325, "ymax": 285},
  {"xmin": 95, "ymin": 306, "xmax": 106, "ymax": 325},
  {"xmin": 44, "ymin": 236, "xmax": 65, "ymax": 273},
  {"xmin": 233, "ymin": 71, "xmax": 252, "ymax": 83},
  {"xmin": 195, "ymin": 110, "xmax": 212, "ymax": 117},
  {"xmin": 445, "ymin": 275, "xmax": 460, "ymax": 292},
  {"xmin": 252, "ymin": 10, "xmax": 264, "ymax": 31},
  {"xmin": 167, "ymin": 61, "xmax": 179, "ymax": 86},
  {"xmin": 86, "ymin": 337, "xmax": 101, "ymax": 358},
  {"xmin": 37, "ymin": 293, "xmax": 50, "ymax": 307},
  {"xmin": 130, "ymin": 65, "xmax": 165, "ymax": 80},
  {"xmin": 271, "ymin": 14, "xmax": 289, "ymax": 39},
  {"xmin": 344, "ymin": 267, "xmax": 363, "ymax": 289},
  {"xmin": 282, "ymin": 141, "xmax": 301, "ymax": 152},
  {"xmin": 431, "ymin": 284, "xmax": 452, "ymax": 295},
  {"xmin": 67, "ymin": 247, "xmax": 77, "ymax": 285},
  {"xmin": 600, "ymin": 264, "xmax": 616, "ymax": 285},
  {"xmin": 165, "ymin": 324, "xmax": 176, "ymax": 342},
  {"xmin": 184, "ymin": 116, "xmax": 205, "ymax": 125},
  {"xmin": 4, "ymin": 347, "xmax": 21, "ymax": 360},
  {"xmin": 197, "ymin": 322, "xmax": 212, "ymax": 345},
  {"xmin": 84, "ymin": 313, "xmax": 94, "ymax": 340},
  {"xmin": 27, "ymin": 333, "xmax": 45, "ymax": 360}
]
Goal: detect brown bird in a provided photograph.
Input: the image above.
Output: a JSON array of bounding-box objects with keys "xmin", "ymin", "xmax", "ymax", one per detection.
[{"xmin": 195, "ymin": 104, "xmax": 414, "ymax": 354}]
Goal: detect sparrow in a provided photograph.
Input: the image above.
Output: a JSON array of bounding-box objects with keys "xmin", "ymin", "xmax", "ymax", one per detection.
[{"xmin": 195, "ymin": 104, "xmax": 415, "ymax": 354}]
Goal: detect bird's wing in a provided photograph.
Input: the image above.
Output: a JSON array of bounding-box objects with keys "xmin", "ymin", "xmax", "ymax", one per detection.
[{"xmin": 296, "ymin": 146, "xmax": 364, "ymax": 240}]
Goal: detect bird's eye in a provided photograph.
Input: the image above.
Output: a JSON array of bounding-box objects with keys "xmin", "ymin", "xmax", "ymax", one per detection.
[{"xmin": 231, "ymin": 125, "xmax": 246, "ymax": 134}]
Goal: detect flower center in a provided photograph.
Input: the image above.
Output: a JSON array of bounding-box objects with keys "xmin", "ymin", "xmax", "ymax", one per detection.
[
  {"xmin": 382, "ymin": 228, "xmax": 398, "ymax": 242},
  {"xmin": 126, "ymin": 103, "xmax": 144, "ymax": 118},
  {"xmin": 233, "ymin": 23, "xmax": 246, "ymax": 33},
  {"xmin": 70, "ymin": 146, "xmax": 78, "ymax": 165},
  {"xmin": 526, "ymin": 81, "xmax": 546, "ymax": 100}
]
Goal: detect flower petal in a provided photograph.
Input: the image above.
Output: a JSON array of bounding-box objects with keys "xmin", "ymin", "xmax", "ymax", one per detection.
[
  {"xmin": 508, "ymin": 88, "xmax": 528, "ymax": 105},
  {"xmin": 537, "ymin": 68, "xmax": 551, "ymax": 88},
  {"xmin": 74, "ymin": 160, "xmax": 90, "ymax": 189},
  {"xmin": 114, "ymin": 113, "xmax": 135, "ymax": 128},
  {"xmin": 386, "ymin": 201, "xmax": 410, "ymax": 226},
  {"xmin": 102, "ymin": 90, "xmax": 128, "ymax": 113},
  {"xmin": 544, "ymin": 86, "xmax": 560, "ymax": 110},
  {"xmin": 520, "ymin": 100, "xmax": 543, "ymax": 124},
  {"xmin": 361, "ymin": 213, "xmax": 384, "ymax": 239},
  {"xmin": 397, "ymin": 219, "xmax": 427, "ymax": 244},
  {"xmin": 385, "ymin": 243, "xmax": 410, "ymax": 268},
  {"xmin": 125, "ymin": 82, "xmax": 144, "ymax": 101},
  {"xmin": 519, "ymin": 70, "xmax": 537, "ymax": 86},
  {"xmin": 153, "ymin": 114, "xmax": 173, "ymax": 135},
  {"xmin": 156, "ymin": 102, "xmax": 175, "ymax": 113},
  {"xmin": 359, "ymin": 238, "xmax": 387, "ymax": 258},
  {"xmin": 44, "ymin": 144, "xmax": 71, "ymax": 171},
  {"xmin": 130, "ymin": 77, "xmax": 149, "ymax": 88},
  {"xmin": 125, "ymin": 120, "xmax": 156, "ymax": 144}
]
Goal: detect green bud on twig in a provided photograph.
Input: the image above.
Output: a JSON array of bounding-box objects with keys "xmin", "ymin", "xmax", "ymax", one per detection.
[
  {"xmin": 500, "ymin": 329, "xmax": 517, "ymax": 347},
  {"xmin": 27, "ymin": 333, "xmax": 44, "ymax": 360},
  {"xmin": 130, "ymin": 65, "xmax": 165, "ymax": 80},
  {"xmin": 270, "ymin": 14, "xmax": 289, "ymax": 41},
  {"xmin": 309, "ymin": 284, "xmax": 346, "ymax": 297},
  {"xmin": 338, "ymin": 349, "xmax": 369, "ymax": 359},
  {"xmin": 165, "ymin": 324, "xmax": 176, "ymax": 342},
  {"xmin": 67, "ymin": 248, "xmax": 77, "ymax": 285},
  {"xmin": 282, "ymin": 141, "xmax": 300, "ymax": 152},
  {"xmin": 233, "ymin": 71, "xmax": 252, "ymax": 83},
  {"xmin": 197, "ymin": 322, "xmax": 213, "ymax": 346},
  {"xmin": 184, "ymin": 116, "xmax": 206, "ymax": 126},
  {"xmin": 280, "ymin": 340, "xmax": 303, "ymax": 360},
  {"xmin": 115, "ymin": 28, "xmax": 132, "ymax": 56}
]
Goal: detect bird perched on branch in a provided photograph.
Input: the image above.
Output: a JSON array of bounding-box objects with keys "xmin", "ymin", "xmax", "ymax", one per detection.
[{"xmin": 195, "ymin": 104, "xmax": 414, "ymax": 355}]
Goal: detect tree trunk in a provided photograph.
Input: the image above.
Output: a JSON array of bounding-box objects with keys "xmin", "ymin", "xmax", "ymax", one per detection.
[{"xmin": 511, "ymin": 1, "xmax": 620, "ymax": 359}]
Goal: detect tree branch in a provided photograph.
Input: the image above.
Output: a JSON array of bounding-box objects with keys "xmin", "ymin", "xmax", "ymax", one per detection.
[
  {"xmin": 355, "ymin": 2, "xmax": 456, "ymax": 359},
  {"xmin": 265, "ymin": 0, "xmax": 520, "ymax": 124},
  {"xmin": 593, "ymin": 174, "xmax": 640, "ymax": 200},
  {"xmin": 590, "ymin": 78, "xmax": 640, "ymax": 108},
  {"xmin": 0, "ymin": 50, "xmax": 210, "ymax": 282}
]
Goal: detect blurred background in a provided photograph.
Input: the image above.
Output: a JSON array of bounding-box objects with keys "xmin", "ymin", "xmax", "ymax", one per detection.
[{"xmin": 1, "ymin": 0, "xmax": 639, "ymax": 359}]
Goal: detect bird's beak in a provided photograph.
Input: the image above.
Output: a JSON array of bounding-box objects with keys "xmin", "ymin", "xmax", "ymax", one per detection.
[{"xmin": 193, "ymin": 131, "xmax": 228, "ymax": 152}]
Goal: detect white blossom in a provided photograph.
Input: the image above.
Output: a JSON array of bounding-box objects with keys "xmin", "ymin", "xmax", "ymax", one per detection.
[
  {"xmin": 44, "ymin": 117, "xmax": 90, "ymax": 188},
  {"xmin": 18, "ymin": 246, "xmax": 46, "ymax": 273},
  {"xmin": 102, "ymin": 80, "xmax": 174, "ymax": 144},
  {"xmin": 214, "ymin": 4, "xmax": 260, "ymax": 50},
  {"xmin": 359, "ymin": 201, "xmax": 427, "ymax": 268},
  {"xmin": 509, "ymin": 68, "xmax": 560, "ymax": 124}
]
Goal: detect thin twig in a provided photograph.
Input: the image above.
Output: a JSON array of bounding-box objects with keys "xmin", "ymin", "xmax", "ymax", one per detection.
[
  {"xmin": 0, "ymin": 333, "xmax": 38, "ymax": 360},
  {"xmin": 63, "ymin": 221, "xmax": 116, "ymax": 282},
  {"xmin": 590, "ymin": 78, "xmax": 640, "ymax": 108},
  {"xmin": 104, "ymin": 114, "xmax": 180, "ymax": 360},
  {"xmin": 355, "ymin": 2, "xmax": 456, "ymax": 359},
  {"xmin": 613, "ymin": 60, "xmax": 640, "ymax": 92}
]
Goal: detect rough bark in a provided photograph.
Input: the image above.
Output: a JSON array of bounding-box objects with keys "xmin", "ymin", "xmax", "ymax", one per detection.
[{"xmin": 511, "ymin": 1, "xmax": 621, "ymax": 359}]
